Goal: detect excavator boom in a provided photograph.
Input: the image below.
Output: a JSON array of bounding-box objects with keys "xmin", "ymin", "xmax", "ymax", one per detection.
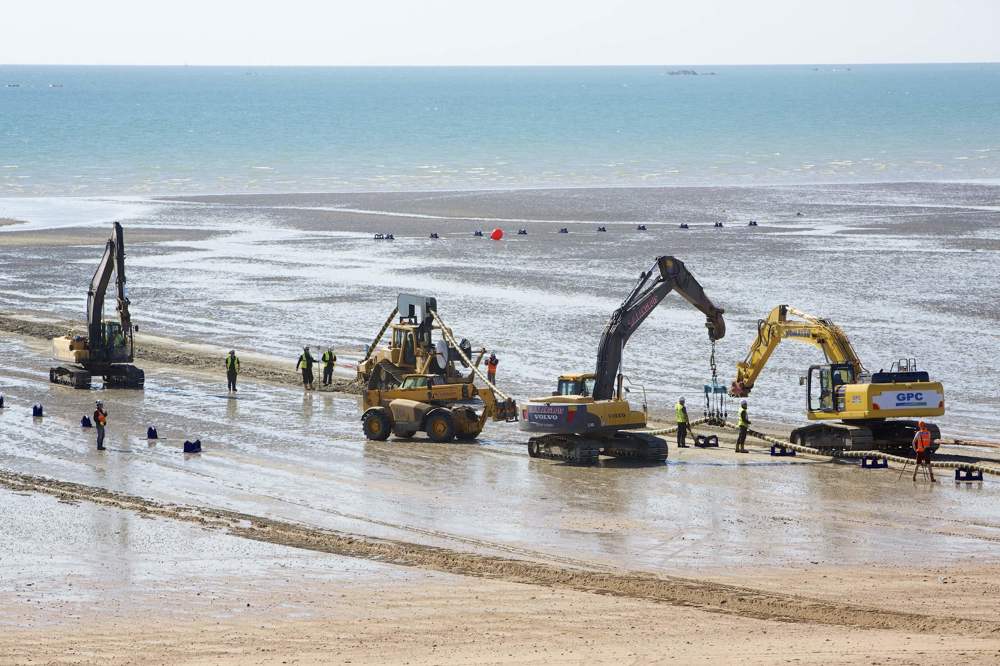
[
  {"xmin": 593, "ymin": 256, "xmax": 725, "ymax": 400},
  {"xmin": 731, "ymin": 305, "xmax": 864, "ymax": 397}
]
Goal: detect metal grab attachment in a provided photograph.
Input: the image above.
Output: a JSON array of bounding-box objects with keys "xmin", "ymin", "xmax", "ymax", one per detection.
[{"xmin": 703, "ymin": 339, "xmax": 727, "ymax": 424}]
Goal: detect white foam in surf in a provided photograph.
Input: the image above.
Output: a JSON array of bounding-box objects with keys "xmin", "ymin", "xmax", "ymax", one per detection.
[{"xmin": 0, "ymin": 196, "xmax": 161, "ymax": 232}]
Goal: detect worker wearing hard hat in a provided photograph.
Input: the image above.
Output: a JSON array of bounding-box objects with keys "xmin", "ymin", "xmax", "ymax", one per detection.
[
  {"xmin": 94, "ymin": 400, "xmax": 108, "ymax": 451},
  {"xmin": 675, "ymin": 397, "xmax": 689, "ymax": 448},
  {"xmin": 226, "ymin": 349, "xmax": 240, "ymax": 393},
  {"xmin": 736, "ymin": 400, "xmax": 750, "ymax": 453},
  {"xmin": 486, "ymin": 352, "xmax": 499, "ymax": 385},
  {"xmin": 296, "ymin": 346, "xmax": 316, "ymax": 390},
  {"xmin": 321, "ymin": 347, "xmax": 337, "ymax": 387},
  {"xmin": 912, "ymin": 421, "xmax": 936, "ymax": 482}
]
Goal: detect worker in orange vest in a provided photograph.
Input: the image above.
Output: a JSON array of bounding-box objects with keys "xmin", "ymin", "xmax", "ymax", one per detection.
[
  {"xmin": 911, "ymin": 421, "xmax": 936, "ymax": 482},
  {"xmin": 485, "ymin": 352, "xmax": 499, "ymax": 385}
]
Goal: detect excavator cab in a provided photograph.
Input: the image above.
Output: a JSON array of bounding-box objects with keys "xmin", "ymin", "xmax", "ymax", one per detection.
[
  {"xmin": 807, "ymin": 363, "xmax": 855, "ymax": 413},
  {"xmin": 553, "ymin": 374, "xmax": 596, "ymax": 397}
]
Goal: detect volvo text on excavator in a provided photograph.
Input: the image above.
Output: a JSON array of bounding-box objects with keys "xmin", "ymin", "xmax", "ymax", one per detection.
[
  {"xmin": 49, "ymin": 222, "xmax": 144, "ymax": 389},
  {"xmin": 730, "ymin": 305, "xmax": 944, "ymax": 451},
  {"xmin": 522, "ymin": 256, "xmax": 726, "ymax": 465}
]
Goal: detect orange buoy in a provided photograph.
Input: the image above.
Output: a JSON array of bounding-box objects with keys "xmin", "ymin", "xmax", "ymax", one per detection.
[{"xmin": 490, "ymin": 228, "xmax": 504, "ymax": 241}]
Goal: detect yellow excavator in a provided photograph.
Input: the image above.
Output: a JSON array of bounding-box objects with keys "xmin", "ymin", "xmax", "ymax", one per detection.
[
  {"xmin": 522, "ymin": 256, "xmax": 726, "ymax": 465},
  {"xmin": 730, "ymin": 305, "xmax": 944, "ymax": 451},
  {"xmin": 49, "ymin": 222, "xmax": 143, "ymax": 388}
]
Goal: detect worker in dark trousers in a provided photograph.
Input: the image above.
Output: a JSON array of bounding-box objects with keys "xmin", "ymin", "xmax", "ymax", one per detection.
[
  {"xmin": 321, "ymin": 347, "xmax": 337, "ymax": 387},
  {"xmin": 94, "ymin": 400, "xmax": 108, "ymax": 451},
  {"xmin": 296, "ymin": 346, "xmax": 316, "ymax": 390},
  {"xmin": 486, "ymin": 352, "xmax": 499, "ymax": 385},
  {"xmin": 912, "ymin": 420, "xmax": 936, "ymax": 482},
  {"xmin": 675, "ymin": 397, "xmax": 689, "ymax": 448},
  {"xmin": 736, "ymin": 399, "xmax": 750, "ymax": 453},
  {"xmin": 226, "ymin": 349, "xmax": 240, "ymax": 393}
]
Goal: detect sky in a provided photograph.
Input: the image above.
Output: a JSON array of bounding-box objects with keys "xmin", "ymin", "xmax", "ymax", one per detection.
[{"xmin": 2, "ymin": 0, "xmax": 999, "ymax": 66}]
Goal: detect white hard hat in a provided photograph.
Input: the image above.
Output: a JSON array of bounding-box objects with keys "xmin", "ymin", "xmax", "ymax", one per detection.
[{"xmin": 741, "ymin": 400, "xmax": 748, "ymax": 407}]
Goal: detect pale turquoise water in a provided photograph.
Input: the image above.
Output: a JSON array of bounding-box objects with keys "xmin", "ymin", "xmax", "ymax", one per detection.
[{"xmin": 2, "ymin": 64, "xmax": 1000, "ymax": 195}]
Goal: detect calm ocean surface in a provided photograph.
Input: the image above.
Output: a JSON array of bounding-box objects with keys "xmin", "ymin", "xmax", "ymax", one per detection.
[{"xmin": 2, "ymin": 64, "xmax": 999, "ymax": 195}]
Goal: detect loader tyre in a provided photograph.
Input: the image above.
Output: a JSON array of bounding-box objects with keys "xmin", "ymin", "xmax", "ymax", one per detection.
[
  {"xmin": 425, "ymin": 409, "xmax": 455, "ymax": 443},
  {"xmin": 362, "ymin": 409, "xmax": 392, "ymax": 441}
]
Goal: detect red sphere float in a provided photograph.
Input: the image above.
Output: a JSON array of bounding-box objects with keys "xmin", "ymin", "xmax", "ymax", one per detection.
[{"xmin": 490, "ymin": 228, "xmax": 504, "ymax": 241}]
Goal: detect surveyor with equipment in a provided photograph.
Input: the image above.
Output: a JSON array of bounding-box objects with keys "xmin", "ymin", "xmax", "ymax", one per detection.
[
  {"xmin": 49, "ymin": 222, "xmax": 143, "ymax": 389},
  {"xmin": 523, "ymin": 256, "xmax": 726, "ymax": 465},
  {"xmin": 912, "ymin": 420, "xmax": 936, "ymax": 482}
]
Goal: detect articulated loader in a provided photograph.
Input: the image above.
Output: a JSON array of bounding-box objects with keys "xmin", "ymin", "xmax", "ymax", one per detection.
[{"xmin": 361, "ymin": 374, "xmax": 517, "ymax": 442}]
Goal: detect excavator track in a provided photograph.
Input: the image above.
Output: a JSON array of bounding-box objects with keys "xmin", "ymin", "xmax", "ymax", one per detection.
[
  {"xmin": 527, "ymin": 435, "xmax": 601, "ymax": 465},
  {"xmin": 603, "ymin": 432, "xmax": 668, "ymax": 462},
  {"xmin": 790, "ymin": 420, "xmax": 941, "ymax": 454}
]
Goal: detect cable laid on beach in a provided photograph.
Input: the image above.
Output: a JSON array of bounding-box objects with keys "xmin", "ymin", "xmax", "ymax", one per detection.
[{"xmin": 710, "ymin": 421, "xmax": 1000, "ymax": 477}]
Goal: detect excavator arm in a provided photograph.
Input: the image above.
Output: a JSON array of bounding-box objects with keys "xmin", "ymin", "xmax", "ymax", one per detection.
[
  {"xmin": 730, "ymin": 305, "xmax": 865, "ymax": 397},
  {"xmin": 85, "ymin": 222, "xmax": 133, "ymax": 353},
  {"xmin": 593, "ymin": 256, "xmax": 725, "ymax": 401}
]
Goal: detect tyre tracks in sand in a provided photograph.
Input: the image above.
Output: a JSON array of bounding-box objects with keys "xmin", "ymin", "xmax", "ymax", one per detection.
[{"xmin": 2, "ymin": 468, "xmax": 997, "ymax": 639}]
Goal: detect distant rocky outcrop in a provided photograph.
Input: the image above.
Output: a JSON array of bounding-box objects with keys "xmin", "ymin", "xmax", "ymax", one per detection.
[{"xmin": 666, "ymin": 69, "xmax": 716, "ymax": 76}]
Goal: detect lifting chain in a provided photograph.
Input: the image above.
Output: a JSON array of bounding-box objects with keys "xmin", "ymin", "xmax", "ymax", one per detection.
[{"xmin": 709, "ymin": 338, "xmax": 718, "ymax": 384}]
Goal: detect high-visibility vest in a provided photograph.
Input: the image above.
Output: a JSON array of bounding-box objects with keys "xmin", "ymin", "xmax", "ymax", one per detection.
[
  {"xmin": 914, "ymin": 429, "xmax": 932, "ymax": 453},
  {"xmin": 486, "ymin": 358, "xmax": 498, "ymax": 371},
  {"xmin": 675, "ymin": 402, "xmax": 688, "ymax": 423},
  {"xmin": 298, "ymin": 354, "xmax": 313, "ymax": 370},
  {"xmin": 322, "ymin": 351, "xmax": 336, "ymax": 365},
  {"xmin": 226, "ymin": 355, "xmax": 240, "ymax": 372},
  {"xmin": 95, "ymin": 410, "xmax": 107, "ymax": 426},
  {"xmin": 738, "ymin": 407, "xmax": 749, "ymax": 427}
]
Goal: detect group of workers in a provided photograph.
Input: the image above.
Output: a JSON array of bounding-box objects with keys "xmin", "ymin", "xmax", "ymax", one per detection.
[
  {"xmin": 673, "ymin": 396, "xmax": 936, "ymax": 480},
  {"xmin": 223, "ymin": 346, "xmax": 338, "ymax": 393}
]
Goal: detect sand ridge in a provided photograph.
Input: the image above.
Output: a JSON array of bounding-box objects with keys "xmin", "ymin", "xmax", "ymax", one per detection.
[{"xmin": 1, "ymin": 468, "xmax": 996, "ymax": 639}]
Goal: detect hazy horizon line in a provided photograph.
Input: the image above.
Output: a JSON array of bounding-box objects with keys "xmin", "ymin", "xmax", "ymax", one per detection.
[{"xmin": 3, "ymin": 61, "xmax": 999, "ymax": 68}]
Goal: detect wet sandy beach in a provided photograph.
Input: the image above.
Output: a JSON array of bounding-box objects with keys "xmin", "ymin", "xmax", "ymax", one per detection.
[{"xmin": 1, "ymin": 183, "xmax": 999, "ymax": 663}]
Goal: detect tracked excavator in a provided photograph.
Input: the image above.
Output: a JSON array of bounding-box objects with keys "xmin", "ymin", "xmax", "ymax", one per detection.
[
  {"xmin": 49, "ymin": 222, "xmax": 144, "ymax": 388},
  {"xmin": 730, "ymin": 305, "xmax": 944, "ymax": 451},
  {"xmin": 522, "ymin": 256, "xmax": 726, "ymax": 465}
]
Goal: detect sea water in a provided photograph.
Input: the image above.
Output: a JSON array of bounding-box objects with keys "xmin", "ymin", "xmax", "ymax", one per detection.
[{"xmin": 2, "ymin": 64, "xmax": 1000, "ymax": 195}]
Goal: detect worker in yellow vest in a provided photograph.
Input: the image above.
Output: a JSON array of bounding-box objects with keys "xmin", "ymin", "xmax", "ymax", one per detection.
[
  {"xmin": 675, "ymin": 397, "xmax": 689, "ymax": 448},
  {"xmin": 226, "ymin": 349, "xmax": 240, "ymax": 393},
  {"xmin": 912, "ymin": 421, "xmax": 936, "ymax": 482},
  {"xmin": 321, "ymin": 347, "xmax": 337, "ymax": 387},
  {"xmin": 736, "ymin": 400, "xmax": 750, "ymax": 453}
]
